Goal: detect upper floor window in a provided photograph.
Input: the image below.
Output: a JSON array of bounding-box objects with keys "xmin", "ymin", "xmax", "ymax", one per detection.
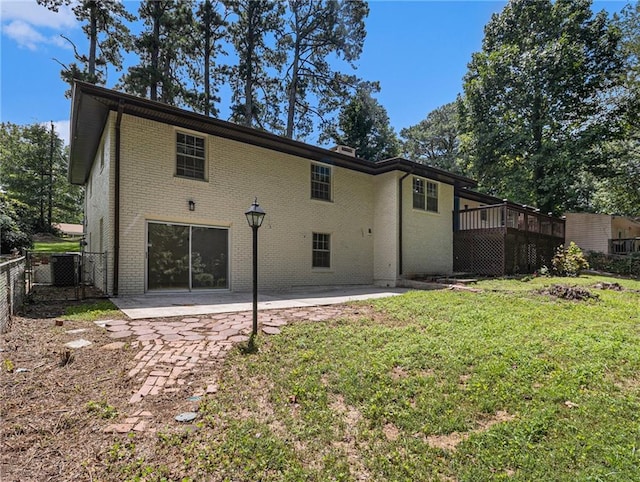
[
  {"xmin": 311, "ymin": 163, "xmax": 331, "ymax": 201},
  {"xmin": 176, "ymin": 132, "xmax": 205, "ymax": 180},
  {"xmin": 413, "ymin": 177, "xmax": 438, "ymax": 213}
]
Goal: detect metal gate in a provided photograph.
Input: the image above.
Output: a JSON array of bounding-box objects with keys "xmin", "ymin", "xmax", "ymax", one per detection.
[{"xmin": 25, "ymin": 251, "xmax": 108, "ymax": 301}]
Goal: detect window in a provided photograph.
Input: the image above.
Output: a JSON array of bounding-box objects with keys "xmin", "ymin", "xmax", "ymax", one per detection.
[
  {"xmin": 311, "ymin": 164, "xmax": 331, "ymax": 201},
  {"xmin": 413, "ymin": 177, "xmax": 438, "ymax": 213},
  {"xmin": 312, "ymin": 233, "xmax": 331, "ymax": 268},
  {"xmin": 176, "ymin": 132, "xmax": 205, "ymax": 180}
]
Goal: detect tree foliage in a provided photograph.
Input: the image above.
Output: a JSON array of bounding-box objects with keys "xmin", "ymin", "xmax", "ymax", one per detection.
[
  {"xmin": 0, "ymin": 193, "xmax": 32, "ymax": 254},
  {"xmin": 279, "ymin": 0, "xmax": 369, "ymax": 139},
  {"xmin": 0, "ymin": 122, "xmax": 83, "ymax": 234},
  {"xmin": 120, "ymin": 0, "xmax": 194, "ymax": 104},
  {"xmin": 37, "ymin": 0, "xmax": 134, "ymax": 95},
  {"xmin": 461, "ymin": 0, "xmax": 623, "ymax": 214},
  {"xmin": 183, "ymin": 0, "xmax": 230, "ymax": 116},
  {"xmin": 322, "ymin": 83, "xmax": 400, "ymax": 161},
  {"xmin": 400, "ymin": 101, "xmax": 466, "ymax": 173},
  {"xmin": 228, "ymin": 0, "xmax": 284, "ymax": 130}
]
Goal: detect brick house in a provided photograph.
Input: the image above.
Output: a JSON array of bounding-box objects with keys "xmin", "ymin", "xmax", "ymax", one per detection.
[{"xmin": 69, "ymin": 82, "xmax": 481, "ymax": 296}]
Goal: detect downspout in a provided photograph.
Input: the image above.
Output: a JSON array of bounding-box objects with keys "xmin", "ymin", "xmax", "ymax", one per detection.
[
  {"xmin": 398, "ymin": 170, "xmax": 412, "ymax": 277},
  {"xmin": 113, "ymin": 100, "xmax": 124, "ymax": 296}
]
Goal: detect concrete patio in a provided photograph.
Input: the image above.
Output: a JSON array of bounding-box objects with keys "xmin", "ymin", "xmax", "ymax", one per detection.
[{"xmin": 111, "ymin": 285, "xmax": 410, "ymax": 319}]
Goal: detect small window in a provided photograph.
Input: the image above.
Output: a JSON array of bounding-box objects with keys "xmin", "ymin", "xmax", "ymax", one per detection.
[
  {"xmin": 311, "ymin": 164, "xmax": 331, "ymax": 201},
  {"xmin": 176, "ymin": 132, "xmax": 206, "ymax": 180},
  {"xmin": 413, "ymin": 177, "xmax": 438, "ymax": 213},
  {"xmin": 312, "ymin": 233, "xmax": 331, "ymax": 268}
]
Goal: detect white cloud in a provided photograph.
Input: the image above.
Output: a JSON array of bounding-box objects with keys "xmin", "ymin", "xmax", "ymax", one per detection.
[
  {"xmin": 1, "ymin": 0, "xmax": 77, "ymax": 49},
  {"xmin": 1, "ymin": 1, "xmax": 76, "ymax": 29},
  {"xmin": 3, "ymin": 20, "xmax": 46, "ymax": 50}
]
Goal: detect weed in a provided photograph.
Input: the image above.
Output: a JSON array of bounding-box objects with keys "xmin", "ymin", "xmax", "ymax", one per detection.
[
  {"xmin": 86, "ymin": 400, "xmax": 118, "ymax": 419},
  {"xmin": 61, "ymin": 300, "xmax": 122, "ymax": 322},
  {"xmin": 3, "ymin": 358, "xmax": 15, "ymax": 373}
]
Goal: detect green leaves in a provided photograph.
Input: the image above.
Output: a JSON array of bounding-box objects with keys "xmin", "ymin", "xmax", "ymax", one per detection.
[{"xmin": 461, "ymin": 0, "xmax": 624, "ymax": 213}]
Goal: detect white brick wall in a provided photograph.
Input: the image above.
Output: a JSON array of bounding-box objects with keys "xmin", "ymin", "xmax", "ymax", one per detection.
[
  {"xmin": 373, "ymin": 171, "xmax": 399, "ymax": 286},
  {"xmin": 114, "ymin": 115, "xmax": 376, "ymax": 294},
  {"xmin": 402, "ymin": 176, "xmax": 454, "ymax": 276},
  {"xmin": 85, "ymin": 115, "xmax": 114, "ymax": 294},
  {"xmin": 84, "ymin": 113, "xmax": 457, "ymax": 295}
]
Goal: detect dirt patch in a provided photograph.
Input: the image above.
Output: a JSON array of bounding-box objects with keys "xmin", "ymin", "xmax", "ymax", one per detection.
[
  {"xmin": 540, "ymin": 284, "xmax": 599, "ymax": 301},
  {"xmin": 0, "ymin": 302, "xmax": 225, "ymax": 481},
  {"xmin": 328, "ymin": 394, "xmax": 370, "ymax": 480},
  {"xmin": 593, "ymin": 281, "xmax": 624, "ymax": 291},
  {"xmin": 425, "ymin": 410, "xmax": 515, "ymax": 452},
  {"xmin": 383, "ymin": 422, "xmax": 400, "ymax": 441},
  {"xmin": 391, "ymin": 365, "xmax": 409, "ymax": 380}
]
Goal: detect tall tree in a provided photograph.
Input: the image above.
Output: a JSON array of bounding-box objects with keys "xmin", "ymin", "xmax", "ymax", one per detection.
[
  {"xmin": 120, "ymin": 0, "xmax": 193, "ymax": 105},
  {"xmin": 183, "ymin": 0, "xmax": 230, "ymax": 116},
  {"xmin": 0, "ymin": 123, "xmax": 83, "ymax": 233},
  {"xmin": 400, "ymin": 101, "xmax": 464, "ymax": 173},
  {"xmin": 37, "ymin": 0, "xmax": 134, "ymax": 95},
  {"xmin": 279, "ymin": 0, "xmax": 369, "ymax": 139},
  {"xmin": 228, "ymin": 0, "xmax": 284, "ymax": 129},
  {"xmin": 461, "ymin": 0, "xmax": 622, "ymax": 213},
  {"xmin": 589, "ymin": 2, "xmax": 640, "ymax": 216},
  {"xmin": 321, "ymin": 83, "xmax": 400, "ymax": 161}
]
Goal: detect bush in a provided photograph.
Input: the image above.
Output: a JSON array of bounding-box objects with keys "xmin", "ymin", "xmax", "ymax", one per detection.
[
  {"xmin": 587, "ymin": 251, "xmax": 640, "ymax": 278},
  {"xmin": 552, "ymin": 242, "xmax": 589, "ymax": 277}
]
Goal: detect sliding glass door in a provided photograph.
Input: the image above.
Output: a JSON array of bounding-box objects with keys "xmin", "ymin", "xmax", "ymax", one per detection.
[{"xmin": 147, "ymin": 222, "xmax": 228, "ymax": 291}]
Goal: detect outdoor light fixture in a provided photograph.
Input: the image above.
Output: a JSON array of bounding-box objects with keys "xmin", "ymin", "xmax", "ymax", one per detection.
[
  {"xmin": 245, "ymin": 198, "xmax": 266, "ymax": 337},
  {"xmin": 188, "ymin": 200, "xmax": 195, "ymax": 211}
]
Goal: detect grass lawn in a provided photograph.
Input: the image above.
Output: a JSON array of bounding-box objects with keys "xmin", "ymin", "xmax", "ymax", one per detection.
[
  {"xmin": 32, "ymin": 239, "xmax": 82, "ymax": 253},
  {"xmin": 108, "ymin": 276, "xmax": 640, "ymax": 481}
]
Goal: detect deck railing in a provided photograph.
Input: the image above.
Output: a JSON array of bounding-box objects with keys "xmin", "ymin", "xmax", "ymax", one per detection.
[
  {"xmin": 609, "ymin": 238, "xmax": 640, "ymax": 255},
  {"xmin": 455, "ymin": 203, "xmax": 565, "ymax": 239}
]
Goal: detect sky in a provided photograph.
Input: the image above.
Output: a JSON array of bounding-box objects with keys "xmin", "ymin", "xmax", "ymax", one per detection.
[{"xmin": 0, "ymin": 0, "xmax": 629, "ymax": 146}]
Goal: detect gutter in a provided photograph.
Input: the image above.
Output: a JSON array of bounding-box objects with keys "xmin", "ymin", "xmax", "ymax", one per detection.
[
  {"xmin": 113, "ymin": 100, "xmax": 124, "ymax": 296},
  {"xmin": 398, "ymin": 170, "xmax": 412, "ymax": 276}
]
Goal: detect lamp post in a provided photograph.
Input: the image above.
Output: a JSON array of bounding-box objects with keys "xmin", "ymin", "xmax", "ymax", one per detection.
[{"xmin": 245, "ymin": 198, "xmax": 266, "ymax": 337}]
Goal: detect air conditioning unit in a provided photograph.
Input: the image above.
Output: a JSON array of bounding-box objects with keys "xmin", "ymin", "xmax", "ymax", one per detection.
[{"xmin": 330, "ymin": 145, "xmax": 356, "ymax": 157}]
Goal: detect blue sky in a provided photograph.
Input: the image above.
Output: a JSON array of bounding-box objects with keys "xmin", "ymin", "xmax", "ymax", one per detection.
[{"xmin": 0, "ymin": 0, "xmax": 628, "ymax": 145}]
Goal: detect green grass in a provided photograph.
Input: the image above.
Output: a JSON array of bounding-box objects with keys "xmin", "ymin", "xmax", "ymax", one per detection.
[
  {"xmin": 32, "ymin": 240, "xmax": 82, "ymax": 253},
  {"xmin": 61, "ymin": 300, "xmax": 123, "ymax": 321},
  {"xmin": 105, "ymin": 275, "xmax": 640, "ymax": 481}
]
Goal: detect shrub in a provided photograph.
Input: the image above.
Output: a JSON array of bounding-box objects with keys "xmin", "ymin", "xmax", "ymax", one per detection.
[
  {"xmin": 587, "ymin": 251, "xmax": 640, "ymax": 278},
  {"xmin": 552, "ymin": 242, "xmax": 589, "ymax": 277}
]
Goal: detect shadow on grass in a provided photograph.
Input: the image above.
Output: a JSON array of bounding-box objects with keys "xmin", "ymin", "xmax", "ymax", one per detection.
[{"xmin": 239, "ymin": 334, "xmax": 260, "ymax": 355}]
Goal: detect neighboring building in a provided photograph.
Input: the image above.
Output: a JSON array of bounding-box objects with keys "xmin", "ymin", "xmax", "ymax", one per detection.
[
  {"xmin": 69, "ymin": 82, "xmax": 481, "ymax": 296},
  {"xmin": 53, "ymin": 223, "xmax": 84, "ymax": 237},
  {"xmin": 564, "ymin": 213, "xmax": 640, "ymax": 255}
]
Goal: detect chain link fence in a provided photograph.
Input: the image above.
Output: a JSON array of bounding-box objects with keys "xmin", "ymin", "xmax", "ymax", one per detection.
[{"xmin": 26, "ymin": 251, "xmax": 108, "ymax": 302}]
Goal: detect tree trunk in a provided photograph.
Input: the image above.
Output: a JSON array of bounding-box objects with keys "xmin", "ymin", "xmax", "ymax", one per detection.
[
  {"xmin": 88, "ymin": 0, "xmax": 97, "ymax": 80},
  {"xmin": 150, "ymin": 0, "xmax": 161, "ymax": 101},
  {"xmin": 531, "ymin": 93, "xmax": 549, "ymax": 212},
  {"xmin": 203, "ymin": 1, "xmax": 211, "ymax": 116},
  {"xmin": 285, "ymin": 37, "xmax": 301, "ymax": 138},
  {"xmin": 243, "ymin": 2, "xmax": 255, "ymax": 126}
]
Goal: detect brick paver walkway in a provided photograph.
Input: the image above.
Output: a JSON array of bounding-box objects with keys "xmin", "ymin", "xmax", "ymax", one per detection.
[{"xmin": 100, "ymin": 305, "xmax": 349, "ymax": 433}]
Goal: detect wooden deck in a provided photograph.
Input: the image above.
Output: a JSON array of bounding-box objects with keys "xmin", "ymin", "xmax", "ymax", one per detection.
[{"xmin": 453, "ymin": 204, "xmax": 565, "ymax": 276}]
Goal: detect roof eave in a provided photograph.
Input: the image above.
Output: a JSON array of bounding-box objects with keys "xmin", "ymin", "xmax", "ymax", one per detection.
[{"xmin": 68, "ymin": 82, "xmax": 110, "ymax": 185}]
